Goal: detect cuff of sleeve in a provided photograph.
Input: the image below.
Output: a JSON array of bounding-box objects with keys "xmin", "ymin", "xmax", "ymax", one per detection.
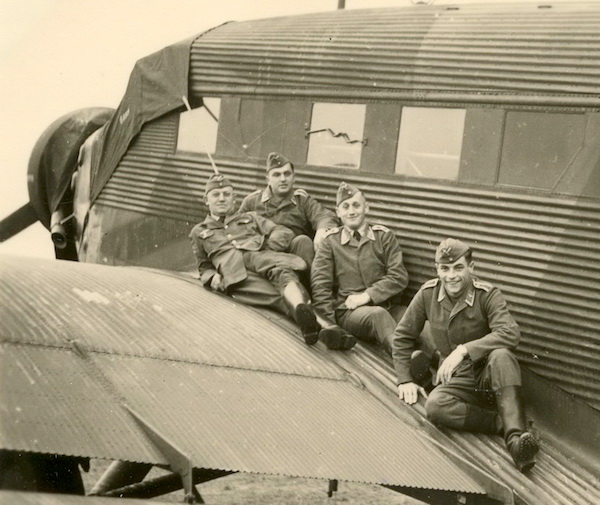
[
  {"xmin": 365, "ymin": 288, "xmax": 382, "ymax": 305},
  {"xmin": 396, "ymin": 373, "xmax": 413, "ymax": 385},
  {"xmin": 463, "ymin": 342, "xmax": 483, "ymax": 361}
]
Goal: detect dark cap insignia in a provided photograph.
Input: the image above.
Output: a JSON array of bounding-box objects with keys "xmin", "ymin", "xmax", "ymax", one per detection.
[
  {"xmin": 336, "ymin": 181, "xmax": 361, "ymax": 206},
  {"xmin": 266, "ymin": 152, "xmax": 293, "ymax": 172},
  {"xmin": 204, "ymin": 173, "xmax": 233, "ymax": 196},
  {"xmin": 435, "ymin": 238, "xmax": 470, "ymax": 264}
]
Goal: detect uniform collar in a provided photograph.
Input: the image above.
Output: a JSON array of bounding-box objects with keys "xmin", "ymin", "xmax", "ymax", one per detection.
[
  {"xmin": 204, "ymin": 213, "xmax": 235, "ymax": 227},
  {"xmin": 340, "ymin": 223, "xmax": 374, "ymax": 244},
  {"xmin": 437, "ymin": 280, "xmax": 475, "ymax": 307},
  {"xmin": 260, "ymin": 186, "xmax": 297, "ymax": 206}
]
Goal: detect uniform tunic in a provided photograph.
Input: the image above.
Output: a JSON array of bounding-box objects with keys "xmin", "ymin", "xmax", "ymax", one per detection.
[
  {"xmin": 239, "ymin": 187, "xmax": 338, "ymax": 238},
  {"xmin": 311, "ymin": 224, "xmax": 408, "ymax": 344},
  {"xmin": 392, "ymin": 277, "xmax": 522, "ymax": 429},
  {"xmin": 189, "ymin": 211, "xmax": 305, "ymax": 292}
]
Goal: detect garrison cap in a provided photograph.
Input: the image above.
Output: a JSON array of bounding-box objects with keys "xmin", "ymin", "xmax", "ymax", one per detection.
[
  {"xmin": 336, "ymin": 181, "xmax": 362, "ymax": 206},
  {"xmin": 266, "ymin": 152, "xmax": 293, "ymax": 172},
  {"xmin": 204, "ymin": 173, "xmax": 233, "ymax": 196},
  {"xmin": 435, "ymin": 238, "xmax": 471, "ymax": 264}
]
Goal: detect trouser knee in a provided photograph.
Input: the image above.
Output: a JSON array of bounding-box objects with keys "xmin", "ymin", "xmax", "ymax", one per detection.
[
  {"xmin": 367, "ymin": 307, "xmax": 397, "ymax": 338},
  {"xmin": 290, "ymin": 235, "xmax": 314, "ymax": 268},
  {"xmin": 425, "ymin": 390, "xmax": 465, "ymax": 429}
]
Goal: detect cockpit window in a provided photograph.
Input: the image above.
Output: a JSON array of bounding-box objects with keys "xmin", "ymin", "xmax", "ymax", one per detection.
[
  {"xmin": 395, "ymin": 107, "xmax": 466, "ymax": 180},
  {"xmin": 176, "ymin": 97, "xmax": 221, "ymax": 154},
  {"xmin": 306, "ymin": 103, "xmax": 366, "ymax": 169}
]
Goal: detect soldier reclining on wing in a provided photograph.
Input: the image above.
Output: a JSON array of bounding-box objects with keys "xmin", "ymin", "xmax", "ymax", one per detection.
[{"xmin": 189, "ymin": 173, "xmax": 355, "ymax": 350}]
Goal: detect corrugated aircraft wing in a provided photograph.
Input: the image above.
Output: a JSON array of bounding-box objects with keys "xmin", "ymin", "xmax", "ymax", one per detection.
[{"xmin": 0, "ymin": 256, "xmax": 509, "ymax": 503}]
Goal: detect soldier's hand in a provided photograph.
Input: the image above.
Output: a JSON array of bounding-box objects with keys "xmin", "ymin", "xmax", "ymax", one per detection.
[
  {"xmin": 313, "ymin": 228, "xmax": 327, "ymax": 250},
  {"xmin": 436, "ymin": 346, "xmax": 467, "ymax": 385},
  {"xmin": 398, "ymin": 382, "xmax": 427, "ymax": 405},
  {"xmin": 344, "ymin": 292, "xmax": 371, "ymax": 310},
  {"xmin": 210, "ymin": 273, "xmax": 225, "ymax": 292}
]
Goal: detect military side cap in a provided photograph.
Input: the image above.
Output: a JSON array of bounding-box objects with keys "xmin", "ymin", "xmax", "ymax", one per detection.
[
  {"xmin": 336, "ymin": 181, "xmax": 361, "ymax": 206},
  {"xmin": 266, "ymin": 152, "xmax": 293, "ymax": 172},
  {"xmin": 204, "ymin": 173, "xmax": 233, "ymax": 196},
  {"xmin": 435, "ymin": 238, "xmax": 470, "ymax": 264}
]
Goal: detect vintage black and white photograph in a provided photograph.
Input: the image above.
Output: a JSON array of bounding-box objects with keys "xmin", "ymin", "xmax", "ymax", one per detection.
[{"xmin": 1, "ymin": 0, "xmax": 598, "ymax": 503}]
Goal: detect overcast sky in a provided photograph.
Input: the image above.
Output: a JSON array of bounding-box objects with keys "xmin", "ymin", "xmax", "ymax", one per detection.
[{"xmin": 0, "ymin": 0, "xmax": 530, "ymax": 259}]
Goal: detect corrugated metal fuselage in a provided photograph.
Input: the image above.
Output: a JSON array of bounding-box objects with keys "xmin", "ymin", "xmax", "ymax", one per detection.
[{"xmin": 76, "ymin": 1, "xmax": 600, "ymax": 472}]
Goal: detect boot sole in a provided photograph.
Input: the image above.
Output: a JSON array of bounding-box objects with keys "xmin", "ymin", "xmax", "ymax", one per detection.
[
  {"xmin": 319, "ymin": 328, "xmax": 356, "ymax": 350},
  {"xmin": 515, "ymin": 433, "xmax": 540, "ymax": 473},
  {"xmin": 295, "ymin": 304, "xmax": 320, "ymax": 345}
]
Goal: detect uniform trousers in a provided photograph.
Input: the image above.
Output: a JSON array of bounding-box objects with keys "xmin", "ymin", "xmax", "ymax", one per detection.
[
  {"xmin": 289, "ymin": 235, "xmax": 315, "ymax": 269},
  {"xmin": 336, "ymin": 304, "xmax": 405, "ymax": 347},
  {"xmin": 242, "ymin": 250, "xmax": 304, "ymax": 291},
  {"xmin": 425, "ymin": 348, "xmax": 521, "ymax": 430},
  {"xmin": 228, "ymin": 272, "xmax": 288, "ymax": 315},
  {"xmin": 227, "ymin": 251, "xmax": 304, "ymax": 317}
]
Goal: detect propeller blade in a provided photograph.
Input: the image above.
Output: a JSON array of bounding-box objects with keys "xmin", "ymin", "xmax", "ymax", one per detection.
[{"xmin": 0, "ymin": 203, "xmax": 39, "ymax": 243}]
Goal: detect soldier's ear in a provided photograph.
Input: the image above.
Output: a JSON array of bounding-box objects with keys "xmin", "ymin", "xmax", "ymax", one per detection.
[{"xmin": 468, "ymin": 261, "xmax": 475, "ymax": 273}]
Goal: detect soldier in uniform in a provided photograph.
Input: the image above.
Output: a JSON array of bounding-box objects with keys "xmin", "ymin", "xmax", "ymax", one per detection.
[
  {"xmin": 189, "ymin": 173, "xmax": 351, "ymax": 348},
  {"xmin": 310, "ymin": 182, "xmax": 409, "ymax": 353},
  {"xmin": 392, "ymin": 238, "xmax": 540, "ymax": 472},
  {"xmin": 238, "ymin": 152, "xmax": 339, "ymax": 268}
]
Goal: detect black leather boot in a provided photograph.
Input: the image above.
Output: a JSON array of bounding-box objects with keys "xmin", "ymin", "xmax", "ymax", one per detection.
[
  {"xmin": 463, "ymin": 404, "xmax": 502, "ymax": 435},
  {"xmin": 314, "ymin": 313, "xmax": 356, "ymax": 350},
  {"xmin": 409, "ymin": 350, "xmax": 441, "ymax": 392},
  {"xmin": 282, "ymin": 282, "xmax": 320, "ymax": 345},
  {"xmin": 495, "ymin": 386, "xmax": 539, "ymax": 472}
]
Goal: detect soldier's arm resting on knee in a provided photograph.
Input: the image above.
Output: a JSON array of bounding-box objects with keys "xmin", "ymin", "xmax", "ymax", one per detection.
[
  {"xmin": 436, "ymin": 344, "xmax": 468, "ymax": 385},
  {"xmin": 344, "ymin": 292, "xmax": 371, "ymax": 310}
]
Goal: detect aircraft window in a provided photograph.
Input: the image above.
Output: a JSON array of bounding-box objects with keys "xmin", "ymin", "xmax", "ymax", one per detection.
[
  {"xmin": 306, "ymin": 103, "xmax": 366, "ymax": 169},
  {"xmin": 395, "ymin": 107, "xmax": 466, "ymax": 180},
  {"xmin": 176, "ymin": 97, "xmax": 221, "ymax": 154},
  {"xmin": 498, "ymin": 111, "xmax": 585, "ymax": 191}
]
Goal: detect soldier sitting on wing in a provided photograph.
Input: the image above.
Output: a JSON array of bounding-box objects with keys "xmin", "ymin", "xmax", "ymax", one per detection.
[
  {"xmin": 238, "ymin": 152, "xmax": 339, "ymax": 269},
  {"xmin": 189, "ymin": 173, "xmax": 354, "ymax": 349},
  {"xmin": 310, "ymin": 182, "xmax": 409, "ymax": 353},
  {"xmin": 392, "ymin": 238, "xmax": 540, "ymax": 472}
]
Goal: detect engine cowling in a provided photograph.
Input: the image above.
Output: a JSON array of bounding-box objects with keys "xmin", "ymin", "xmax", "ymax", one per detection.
[{"xmin": 26, "ymin": 107, "xmax": 113, "ymax": 258}]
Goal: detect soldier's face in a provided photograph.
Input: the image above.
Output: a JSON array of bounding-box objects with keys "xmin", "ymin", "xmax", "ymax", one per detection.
[
  {"xmin": 436, "ymin": 257, "xmax": 474, "ymax": 299},
  {"xmin": 267, "ymin": 164, "xmax": 295, "ymax": 196},
  {"xmin": 336, "ymin": 192, "xmax": 368, "ymax": 230},
  {"xmin": 205, "ymin": 187, "xmax": 235, "ymax": 216}
]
